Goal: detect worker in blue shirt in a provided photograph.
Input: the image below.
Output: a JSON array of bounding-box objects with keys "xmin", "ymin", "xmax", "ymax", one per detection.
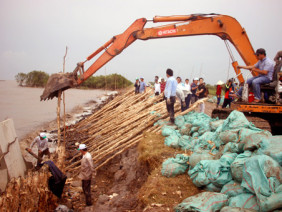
[
  {"xmin": 164, "ymin": 68, "xmax": 177, "ymax": 124},
  {"xmin": 139, "ymin": 77, "xmax": 146, "ymax": 93}
]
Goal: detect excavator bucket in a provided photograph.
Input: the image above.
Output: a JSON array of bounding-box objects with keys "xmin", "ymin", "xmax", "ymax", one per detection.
[{"xmin": 40, "ymin": 72, "xmax": 77, "ymax": 101}]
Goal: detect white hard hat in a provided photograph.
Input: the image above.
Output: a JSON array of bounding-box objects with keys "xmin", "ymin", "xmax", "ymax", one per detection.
[
  {"xmin": 193, "ymin": 77, "xmax": 199, "ymax": 81},
  {"xmin": 216, "ymin": 80, "xmax": 224, "ymax": 85},
  {"xmin": 78, "ymin": 144, "xmax": 87, "ymax": 150},
  {"xmin": 40, "ymin": 133, "xmax": 46, "ymax": 139}
]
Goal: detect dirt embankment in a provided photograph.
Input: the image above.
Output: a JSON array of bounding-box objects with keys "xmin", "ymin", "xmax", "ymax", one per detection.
[{"xmin": 68, "ymin": 99, "xmax": 215, "ymax": 211}]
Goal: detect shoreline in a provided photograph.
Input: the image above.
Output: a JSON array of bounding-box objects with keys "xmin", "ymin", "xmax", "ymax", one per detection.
[
  {"xmin": 20, "ymin": 91, "xmax": 119, "ymax": 163},
  {"xmin": 0, "ymin": 80, "xmax": 117, "ymax": 141}
]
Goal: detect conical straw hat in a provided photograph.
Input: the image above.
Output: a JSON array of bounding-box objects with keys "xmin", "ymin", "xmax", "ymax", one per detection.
[{"xmin": 216, "ymin": 80, "xmax": 224, "ymax": 85}]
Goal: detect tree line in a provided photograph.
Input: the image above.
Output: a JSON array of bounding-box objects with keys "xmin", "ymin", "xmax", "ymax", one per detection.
[{"xmin": 15, "ymin": 71, "xmax": 132, "ymax": 89}]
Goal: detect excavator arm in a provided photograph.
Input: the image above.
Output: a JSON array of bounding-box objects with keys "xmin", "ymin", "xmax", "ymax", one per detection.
[{"xmin": 41, "ymin": 14, "xmax": 257, "ymax": 101}]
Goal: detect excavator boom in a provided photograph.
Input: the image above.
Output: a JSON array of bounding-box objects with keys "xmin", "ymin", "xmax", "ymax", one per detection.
[{"xmin": 41, "ymin": 14, "xmax": 257, "ymax": 100}]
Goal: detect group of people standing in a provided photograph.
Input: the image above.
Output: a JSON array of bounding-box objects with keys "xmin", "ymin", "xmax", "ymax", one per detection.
[
  {"xmin": 216, "ymin": 78, "xmax": 237, "ymax": 109},
  {"xmin": 134, "ymin": 70, "xmax": 207, "ymax": 125},
  {"xmin": 134, "ymin": 77, "xmax": 147, "ymax": 94},
  {"xmin": 163, "ymin": 68, "xmax": 207, "ymax": 125}
]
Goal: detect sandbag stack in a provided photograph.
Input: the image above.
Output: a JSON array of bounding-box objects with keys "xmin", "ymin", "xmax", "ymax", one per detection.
[{"xmin": 160, "ymin": 110, "xmax": 282, "ymax": 211}]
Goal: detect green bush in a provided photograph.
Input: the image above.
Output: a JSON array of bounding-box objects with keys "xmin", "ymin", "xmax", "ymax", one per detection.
[
  {"xmin": 80, "ymin": 73, "xmax": 132, "ymax": 89},
  {"xmin": 15, "ymin": 72, "xmax": 27, "ymax": 86},
  {"xmin": 206, "ymin": 84, "xmax": 216, "ymax": 96},
  {"xmin": 15, "ymin": 70, "xmax": 49, "ymax": 87},
  {"xmin": 25, "ymin": 71, "xmax": 49, "ymax": 87}
]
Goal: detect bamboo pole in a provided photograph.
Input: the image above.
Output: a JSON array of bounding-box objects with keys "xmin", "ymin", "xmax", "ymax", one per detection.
[
  {"xmin": 63, "ymin": 46, "xmax": 68, "ymax": 143},
  {"xmin": 57, "ymin": 90, "xmax": 62, "ymax": 145},
  {"xmin": 65, "ymin": 88, "xmax": 204, "ymax": 174}
]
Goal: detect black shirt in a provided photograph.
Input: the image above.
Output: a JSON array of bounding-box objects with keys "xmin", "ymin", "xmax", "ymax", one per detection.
[{"xmin": 198, "ymin": 83, "xmax": 206, "ymax": 99}]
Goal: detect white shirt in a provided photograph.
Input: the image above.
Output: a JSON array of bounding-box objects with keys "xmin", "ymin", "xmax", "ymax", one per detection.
[
  {"xmin": 79, "ymin": 152, "xmax": 95, "ymax": 180},
  {"xmin": 30, "ymin": 136, "xmax": 48, "ymax": 151},
  {"xmin": 184, "ymin": 82, "xmax": 191, "ymax": 94},
  {"xmin": 177, "ymin": 82, "xmax": 190, "ymax": 97},
  {"xmin": 176, "ymin": 87, "xmax": 185, "ymax": 102},
  {"xmin": 154, "ymin": 82, "xmax": 161, "ymax": 93}
]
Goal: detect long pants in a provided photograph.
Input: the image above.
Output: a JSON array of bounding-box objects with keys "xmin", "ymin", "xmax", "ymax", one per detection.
[
  {"xmin": 216, "ymin": 96, "xmax": 221, "ymax": 107},
  {"xmin": 237, "ymin": 76, "xmax": 270, "ymax": 100},
  {"xmin": 165, "ymin": 96, "xmax": 176, "ymax": 123},
  {"xmin": 82, "ymin": 180, "xmax": 92, "ymax": 206},
  {"xmin": 37, "ymin": 148, "xmax": 50, "ymax": 166},
  {"xmin": 222, "ymin": 98, "xmax": 232, "ymax": 108},
  {"xmin": 191, "ymin": 95, "xmax": 198, "ymax": 104},
  {"xmin": 185, "ymin": 94, "xmax": 192, "ymax": 110},
  {"xmin": 199, "ymin": 102, "xmax": 205, "ymax": 113}
]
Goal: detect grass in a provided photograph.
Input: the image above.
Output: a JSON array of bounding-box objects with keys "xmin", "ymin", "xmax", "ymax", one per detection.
[{"xmin": 138, "ymin": 132, "xmax": 202, "ymax": 209}]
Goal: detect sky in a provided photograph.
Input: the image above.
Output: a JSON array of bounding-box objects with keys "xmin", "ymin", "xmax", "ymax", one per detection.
[{"xmin": 0, "ymin": 0, "xmax": 281, "ymax": 85}]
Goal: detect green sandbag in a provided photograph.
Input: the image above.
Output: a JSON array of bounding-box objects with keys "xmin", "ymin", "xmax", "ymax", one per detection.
[
  {"xmin": 243, "ymin": 132, "xmax": 271, "ymax": 151},
  {"xmin": 220, "ymin": 206, "xmax": 257, "ymax": 212},
  {"xmin": 230, "ymin": 151, "xmax": 252, "ymax": 183},
  {"xmin": 257, "ymin": 135, "xmax": 282, "ymax": 165},
  {"xmin": 238, "ymin": 127, "xmax": 270, "ymax": 144},
  {"xmin": 219, "ymin": 129, "xmax": 239, "ymax": 144},
  {"xmin": 220, "ymin": 180, "xmax": 245, "ymax": 197},
  {"xmin": 189, "ymin": 154, "xmax": 234, "ymax": 188},
  {"xmin": 228, "ymin": 193, "xmax": 259, "ymax": 211},
  {"xmin": 180, "ymin": 123, "xmax": 193, "ymax": 136},
  {"xmin": 222, "ymin": 142, "xmax": 241, "ymax": 154},
  {"xmin": 178, "ymin": 135, "xmax": 191, "ymax": 149},
  {"xmin": 174, "ymin": 192, "xmax": 228, "ymax": 212},
  {"xmin": 164, "ymin": 134, "xmax": 180, "ymax": 148},
  {"xmin": 221, "ymin": 111, "xmax": 257, "ymax": 131},
  {"xmin": 162, "ymin": 126, "xmax": 178, "ymax": 137},
  {"xmin": 161, "ymin": 154, "xmax": 189, "ymax": 177},
  {"xmin": 241, "ymin": 155, "xmax": 282, "ymax": 212},
  {"xmin": 198, "ymin": 131, "xmax": 215, "ymax": 143},
  {"xmin": 259, "ymin": 191, "xmax": 282, "ymax": 212},
  {"xmin": 208, "ymin": 155, "xmax": 234, "ymax": 188},
  {"xmin": 189, "ymin": 151, "xmax": 215, "ymax": 168},
  {"xmin": 175, "ymin": 115, "xmax": 185, "ymax": 128},
  {"xmin": 219, "ymin": 152, "xmax": 237, "ymax": 167},
  {"xmin": 210, "ymin": 119, "xmax": 224, "ymax": 131},
  {"xmin": 205, "ymin": 183, "xmax": 221, "ymax": 192}
]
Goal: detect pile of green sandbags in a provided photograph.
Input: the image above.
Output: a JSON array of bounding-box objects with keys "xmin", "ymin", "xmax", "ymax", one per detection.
[{"xmin": 158, "ymin": 110, "xmax": 282, "ymax": 211}]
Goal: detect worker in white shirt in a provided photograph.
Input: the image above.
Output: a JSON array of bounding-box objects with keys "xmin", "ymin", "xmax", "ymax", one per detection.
[
  {"xmin": 28, "ymin": 132, "xmax": 50, "ymax": 166},
  {"xmin": 78, "ymin": 144, "xmax": 95, "ymax": 206},
  {"xmin": 176, "ymin": 77, "xmax": 190, "ymax": 111},
  {"xmin": 154, "ymin": 78, "xmax": 161, "ymax": 95}
]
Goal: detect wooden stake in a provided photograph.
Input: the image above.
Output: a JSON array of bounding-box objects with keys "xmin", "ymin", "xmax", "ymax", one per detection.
[
  {"xmin": 57, "ymin": 90, "xmax": 62, "ymax": 145},
  {"xmin": 63, "ymin": 46, "xmax": 68, "ymax": 143}
]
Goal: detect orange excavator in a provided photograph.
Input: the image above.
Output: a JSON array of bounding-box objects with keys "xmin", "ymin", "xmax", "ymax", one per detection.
[{"xmin": 41, "ymin": 13, "xmax": 282, "ymax": 133}]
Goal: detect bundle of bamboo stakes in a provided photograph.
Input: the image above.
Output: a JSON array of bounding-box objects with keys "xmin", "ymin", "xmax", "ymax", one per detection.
[
  {"xmin": 0, "ymin": 169, "xmax": 58, "ymax": 211},
  {"xmin": 65, "ymin": 88, "xmax": 207, "ymax": 176}
]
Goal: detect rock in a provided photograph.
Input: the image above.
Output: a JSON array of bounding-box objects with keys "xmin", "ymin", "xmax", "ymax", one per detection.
[
  {"xmin": 71, "ymin": 180, "xmax": 81, "ymax": 187},
  {"xmin": 97, "ymin": 194, "xmax": 110, "ymax": 203},
  {"xmin": 55, "ymin": 204, "xmax": 72, "ymax": 212},
  {"xmin": 114, "ymin": 170, "xmax": 125, "ymax": 182}
]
